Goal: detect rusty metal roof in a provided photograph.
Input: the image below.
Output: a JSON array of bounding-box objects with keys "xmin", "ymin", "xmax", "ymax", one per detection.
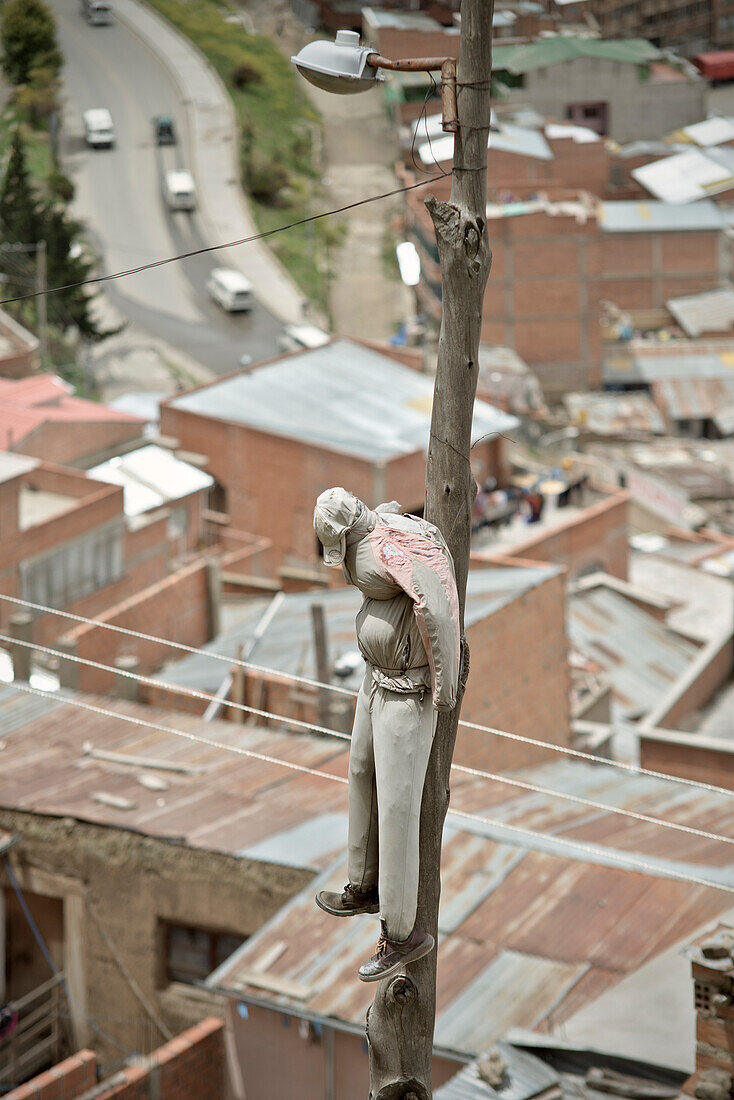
[
  {"xmin": 651, "ymin": 377, "xmax": 734, "ymax": 425},
  {"xmin": 207, "ymin": 753, "xmax": 734, "ymax": 1058},
  {"xmin": 564, "ymin": 392, "xmax": 664, "ymax": 436},
  {"xmin": 0, "ymin": 683, "xmax": 350, "ymax": 867},
  {"xmin": 567, "ymin": 582, "xmax": 700, "ymax": 720}
]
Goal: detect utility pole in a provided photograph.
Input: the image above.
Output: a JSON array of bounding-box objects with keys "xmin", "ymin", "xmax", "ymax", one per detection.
[
  {"xmin": 35, "ymin": 239, "xmax": 48, "ymax": 367},
  {"xmin": 365, "ymin": 2, "xmax": 494, "ymax": 1097}
]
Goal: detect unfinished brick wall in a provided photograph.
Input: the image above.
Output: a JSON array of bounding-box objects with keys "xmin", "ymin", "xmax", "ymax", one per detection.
[
  {"xmin": 7, "ymin": 1020, "xmax": 225, "ymax": 1100},
  {"xmin": 94, "ymin": 1019, "xmax": 224, "ymax": 1100},
  {"xmin": 458, "ymin": 565, "xmax": 571, "ymax": 772},
  {"xmin": 476, "ymin": 492, "xmax": 629, "ymax": 582},
  {"xmin": 15, "ymin": 419, "xmax": 143, "ymax": 467},
  {"xmin": 60, "ymin": 559, "xmax": 213, "ymax": 694},
  {"xmin": 6, "ymin": 1049, "xmax": 96, "ymax": 1099}
]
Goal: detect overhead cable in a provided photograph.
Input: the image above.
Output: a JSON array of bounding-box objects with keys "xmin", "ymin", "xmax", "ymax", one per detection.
[
  {"xmin": 4, "ymin": 639, "xmax": 734, "ymax": 852},
  {"xmin": 8, "ymin": 682, "xmax": 734, "ymax": 897},
  {"xmin": 3, "ymin": 592, "xmax": 734, "ymax": 802},
  {"xmin": 0, "ymin": 175, "xmax": 446, "ymax": 307}
]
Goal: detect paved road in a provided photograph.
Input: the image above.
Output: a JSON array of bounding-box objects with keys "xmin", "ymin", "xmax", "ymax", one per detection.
[{"xmin": 50, "ymin": 0, "xmax": 283, "ymax": 374}]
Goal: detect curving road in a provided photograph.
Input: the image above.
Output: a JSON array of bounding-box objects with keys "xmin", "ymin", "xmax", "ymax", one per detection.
[{"xmin": 50, "ymin": 0, "xmax": 283, "ymax": 373}]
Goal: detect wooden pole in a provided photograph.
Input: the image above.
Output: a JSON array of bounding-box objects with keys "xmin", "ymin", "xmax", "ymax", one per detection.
[{"xmin": 366, "ymin": 1, "xmax": 494, "ymax": 1096}]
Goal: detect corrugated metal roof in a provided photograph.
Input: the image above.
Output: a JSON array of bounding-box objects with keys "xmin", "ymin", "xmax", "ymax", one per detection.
[
  {"xmin": 156, "ymin": 565, "xmax": 560, "ymax": 696},
  {"xmin": 420, "ymin": 123, "xmax": 553, "ymax": 166},
  {"xmin": 88, "ymin": 445, "xmax": 214, "ymax": 517},
  {"xmin": 667, "ymin": 287, "xmax": 734, "ymax": 337},
  {"xmin": 0, "ymin": 452, "xmax": 39, "ymax": 484},
  {"xmin": 564, "ymin": 392, "xmax": 664, "ymax": 435},
  {"xmin": 651, "ymin": 377, "xmax": 734, "ymax": 423},
  {"xmin": 567, "ymin": 583, "xmax": 699, "ymax": 720},
  {"xmin": 681, "ymin": 116, "xmax": 734, "ymax": 147},
  {"xmin": 436, "ymin": 1041, "xmax": 562, "ymax": 1100},
  {"xmin": 0, "ymin": 683, "xmax": 350, "ymax": 866},
  {"xmin": 632, "ymin": 149, "xmax": 734, "ymax": 204},
  {"xmin": 167, "ymin": 340, "xmax": 518, "ymax": 462},
  {"xmin": 207, "ymin": 755, "xmax": 734, "ymax": 1056},
  {"xmin": 492, "ymin": 37, "xmax": 659, "ymax": 75},
  {"xmin": 597, "ymin": 200, "xmax": 724, "ymax": 233},
  {"xmin": 605, "ymin": 342, "xmax": 734, "ymax": 383}
]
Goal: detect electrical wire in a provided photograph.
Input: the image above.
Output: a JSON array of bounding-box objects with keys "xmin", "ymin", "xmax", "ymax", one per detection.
[
  {"xmin": 3, "ymin": 591, "xmax": 734, "ymax": 803},
  {"xmin": 0, "ymin": 174, "xmax": 447, "ymax": 308},
  {"xmin": 5, "ymin": 632, "xmax": 734, "ymax": 851},
  {"xmin": 7, "ymin": 682, "xmax": 734, "ymax": 897}
]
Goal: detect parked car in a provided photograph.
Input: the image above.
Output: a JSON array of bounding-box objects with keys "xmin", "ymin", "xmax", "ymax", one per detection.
[
  {"xmin": 207, "ymin": 268, "xmax": 254, "ymax": 312},
  {"xmin": 153, "ymin": 115, "xmax": 176, "ymax": 145},
  {"xmin": 277, "ymin": 324, "xmax": 330, "ymax": 352},
  {"xmin": 80, "ymin": 0, "xmax": 113, "ymax": 23},
  {"xmin": 163, "ymin": 169, "xmax": 196, "ymax": 211},
  {"xmin": 83, "ymin": 108, "xmax": 115, "ymax": 148}
]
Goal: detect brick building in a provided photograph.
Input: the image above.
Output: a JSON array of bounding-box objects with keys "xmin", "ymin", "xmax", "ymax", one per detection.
[
  {"xmin": 146, "ymin": 560, "xmax": 572, "ymax": 774},
  {"xmin": 588, "ymin": 0, "xmax": 733, "ymax": 54},
  {"xmin": 0, "ymin": 451, "xmax": 196, "ymax": 649},
  {"xmin": 408, "ymin": 193, "xmax": 728, "ymax": 396},
  {"xmin": 159, "ymin": 339, "xmax": 517, "ymax": 575},
  {"xmin": 0, "ymin": 310, "xmax": 39, "ymax": 380},
  {"xmin": 0, "ymin": 375, "xmax": 145, "ymax": 468}
]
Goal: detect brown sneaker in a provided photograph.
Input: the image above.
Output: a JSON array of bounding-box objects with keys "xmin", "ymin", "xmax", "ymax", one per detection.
[
  {"xmin": 358, "ymin": 924, "xmax": 435, "ymax": 982},
  {"xmin": 315, "ymin": 883, "xmax": 379, "ymax": 917}
]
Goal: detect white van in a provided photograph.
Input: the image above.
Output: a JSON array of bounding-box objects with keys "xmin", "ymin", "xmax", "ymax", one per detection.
[
  {"xmin": 83, "ymin": 108, "xmax": 115, "ymax": 148},
  {"xmin": 163, "ymin": 169, "xmax": 196, "ymax": 212},
  {"xmin": 206, "ymin": 268, "xmax": 254, "ymax": 312}
]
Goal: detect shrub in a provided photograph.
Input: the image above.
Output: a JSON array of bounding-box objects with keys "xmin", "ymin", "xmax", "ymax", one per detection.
[{"xmin": 232, "ymin": 61, "xmax": 262, "ymax": 88}]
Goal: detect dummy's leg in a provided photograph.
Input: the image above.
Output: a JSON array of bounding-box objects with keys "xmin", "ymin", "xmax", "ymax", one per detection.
[
  {"xmin": 316, "ymin": 672, "xmax": 379, "ymax": 917},
  {"xmin": 357, "ymin": 687, "xmax": 437, "ymax": 981}
]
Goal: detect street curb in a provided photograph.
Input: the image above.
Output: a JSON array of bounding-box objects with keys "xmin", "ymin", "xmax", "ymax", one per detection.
[{"xmin": 116, "ymin": 0, "xmax": 311, "ymax": 326}]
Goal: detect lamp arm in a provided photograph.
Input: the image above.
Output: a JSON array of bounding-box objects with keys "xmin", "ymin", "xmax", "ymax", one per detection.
[{"xmin": 366, "ymin": 54, "xmax": 458, "ymax": 133}]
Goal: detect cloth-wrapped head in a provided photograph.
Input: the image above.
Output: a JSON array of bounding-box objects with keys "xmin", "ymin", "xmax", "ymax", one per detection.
[{"xmin": 313, "ymin": 487, "xmax": 365, "ymax": 567}]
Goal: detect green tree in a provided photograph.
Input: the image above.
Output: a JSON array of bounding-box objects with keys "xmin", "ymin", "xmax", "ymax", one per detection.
[
  {"xmin": 0, "ymin": 128, "xmax": 40, "ymax": 245},
  {"xmin": 0, "ymin": 0, "xmax": 61, "ymax": 87},
  {"xmin": 0, "ymin": 128, "xmax": 111, "ymax": 342}
]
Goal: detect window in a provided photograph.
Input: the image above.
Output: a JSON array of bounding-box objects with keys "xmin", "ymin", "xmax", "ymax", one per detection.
[
  {"xmin": 20, "ymin": 522, "xmax": 125, "ymax": 608},
  {"xmin": 161, "ymin": 921, "xmax": 246, "ymax": 985}
]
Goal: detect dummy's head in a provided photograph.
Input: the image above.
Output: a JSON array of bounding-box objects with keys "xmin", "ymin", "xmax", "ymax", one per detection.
[{"xmin": 313, "ymin": 487, "xmax": 365, "ymax": 567}]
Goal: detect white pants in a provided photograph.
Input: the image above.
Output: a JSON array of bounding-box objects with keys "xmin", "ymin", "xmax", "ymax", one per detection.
[{"xmin": 348, "ymin": 669, "xmax": 437, "ymax": 941}]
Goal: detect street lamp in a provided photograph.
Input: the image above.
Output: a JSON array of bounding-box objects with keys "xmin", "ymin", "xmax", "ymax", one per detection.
[{"xmin": 291, "ymin": 30, "xmax": 457, "ymax": 131}]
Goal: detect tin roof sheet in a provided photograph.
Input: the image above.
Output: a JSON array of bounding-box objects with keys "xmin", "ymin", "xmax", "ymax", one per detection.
[
  {"xmin": 492, "ymin": 37, "xmax": 659, "ymax": 75},
  {"xmin": 632, "ymin": 149, "xmax": 734, "ymax": 204},
  {"xmin": 597, "ymin": 200, "xmax": 724, "ymax": 232},
  {"xmin": 564, "ymin": 392, "xmax": 664, "ymax": 435},
  {"xmin": 208, "ymin": 753, "xmax": 734, "ymax": 1056},
  {"xmin": 667, "ymin": 287, "xmax": 734, "ymax": 337},
  {"xmin": 567, "ymin": 582, "xmax": 699, "ymax": 720},
  {"xmin": 156, "ymin": 565, "xmax": 560, "ymax": 696},
  {"xmin": 681, "ymin": 116, "xmax": 734, "ymax": 147},
  {"xmin": 651, "ymin": 377, "xmax": 734, "ymax": 424},
  {"xmin": 167, "ymin": 340, "xmax": 518, "ymax": 462},
  {"xmin": 605, "ymin": 341, "xmax": 734, "ymax": 384},
  {"xmin": 420, "ymin": 123, "xmax": 553, "ymax": 166},
  {"xmin": 87, "ymin": 444, "xmax": 214, "ymax": 517}
]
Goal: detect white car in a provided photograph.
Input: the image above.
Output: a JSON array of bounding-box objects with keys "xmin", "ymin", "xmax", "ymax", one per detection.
[
  {"xmin": 207, "ymin": 268, "xmax": 254, "ymax": 312},
  {"xmin": 83, "ymin": 108, "xmax": 115, "ymax": 148},
  {"xmin": 277, "ymin": 324, "xmax": 330, "ymax": 353}
]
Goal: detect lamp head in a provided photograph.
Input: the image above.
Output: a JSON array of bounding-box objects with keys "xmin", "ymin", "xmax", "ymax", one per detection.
[{"xmin": 291, "ymin": 30, "xmax": 384, "ymax": 94}]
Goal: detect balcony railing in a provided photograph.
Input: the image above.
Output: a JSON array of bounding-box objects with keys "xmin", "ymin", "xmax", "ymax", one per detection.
[{"xmin": 0, "ymin": 972, "xmax": 67, "ymax": 1091}]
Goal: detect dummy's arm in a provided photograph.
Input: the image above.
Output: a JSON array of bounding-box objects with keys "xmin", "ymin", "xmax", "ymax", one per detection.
[{"xmin": 369, "ymin": 526, "xmax": 460, "ymax": 710}]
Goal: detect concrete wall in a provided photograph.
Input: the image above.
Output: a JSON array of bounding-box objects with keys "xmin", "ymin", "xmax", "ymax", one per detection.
[
  {"xmin": 225, "ymin": 998, "xmax": 462, "ymax": 1100},
  {"xmin": 499, "ymin": 57, "xmax": 706, "ymax": 142},
  {"xmin": 0, "ymin": 814, "xmax": 312, "ymax": 1064}
]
